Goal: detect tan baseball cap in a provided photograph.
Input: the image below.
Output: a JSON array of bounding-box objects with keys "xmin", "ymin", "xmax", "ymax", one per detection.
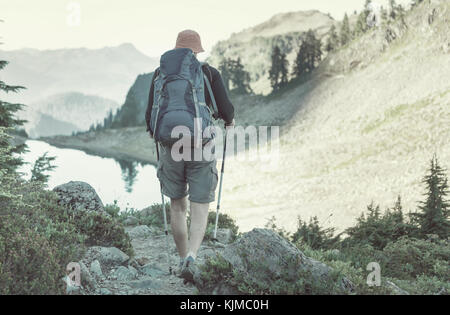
[{"xmin": 175, "ymin": 30, "xmax": 205, "ymax": 54}]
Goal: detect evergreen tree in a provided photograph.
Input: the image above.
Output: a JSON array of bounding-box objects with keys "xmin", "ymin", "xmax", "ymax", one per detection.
[
  {"xmin": 389, "ymin": 0, "xmax": 397, "ymax": 19},
  {"xmin": 218, "ymin": 58, "xmax": 252, "ymax": 95},
  {"xmin": 412, "ymin": 155, "xmax": 450, "ymax": 239},
  {"xmin": 230, "ymin": 58, "xmax": 252, "ymax": 95},
  {"xmin": 279, "ymin": 52, "xmax": 289, "ymax": 89},
  {"xmin": 292, "ymin": 41, "xmax": 308, "ymax": 78},
  {"xmin": 340, "ymin": 13, "xmax": 352, "ymax": 46},
  {"xmin": 307, "ymin": 30, "xmax": 322, "ymax": 69},
  {"xmin": 293, "ymin": 30, "xmax": 322, "ymax": 79},
  {"xmin": 397, "ymin": 4, "xmax": 407, "ymax": 27},
  {"xmin": 269, "ymin": 46, "xmax": 282, "ymax": 91},
  {"xmin": 218, "ymin": 58, "xmax": 232, "ymax": 92},
  {"xmin": 0, "ymin": 59, "xmax": 27, "ymax": 174},
  {"xmin": 355, "ymin": 10, "xmax": 369, "ymax": 36},
  {"xmin": 411, "ymin": 0, "xmax": 424, "ymax": 7},
  {"xmin": 292, "ymin": 216, "xmax": 339, "ymax": 250},
  {"xmin": 325, "ymin": 24, "xmax": 339, "ymax": 52},
  {"xmin": 30, "ymin": 152, "xmax": 56, "ymax": 184},
  {"xmin": 380, "ymin": 6, "xmax": 388, "ymax": 26}
]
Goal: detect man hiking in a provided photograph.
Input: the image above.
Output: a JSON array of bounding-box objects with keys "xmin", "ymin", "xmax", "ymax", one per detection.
[{"xmin": 145, "ymin": 29, "xmax": 235, "ymax": 282}]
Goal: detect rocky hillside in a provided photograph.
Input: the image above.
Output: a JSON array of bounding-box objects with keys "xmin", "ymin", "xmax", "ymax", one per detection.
[
  {"xmin": 58, "ymin": 181, "xmax": 355, "ymax": 295},
  {"xmin": 207, "ymin": 10, "xmax": 336, "ymax": 94},
  {"xmin": 222, "ymin": 0, "xmax": 450, "ymax": 232}
]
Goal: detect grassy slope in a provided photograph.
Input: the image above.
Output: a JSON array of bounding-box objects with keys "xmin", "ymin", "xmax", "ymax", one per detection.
[{"xmin": 222, "ymin": 0, "xmax": 450, "ymax": 232}]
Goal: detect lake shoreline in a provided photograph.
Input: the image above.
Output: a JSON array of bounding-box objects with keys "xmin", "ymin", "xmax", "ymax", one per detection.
[{"xmin": 40, "ymin": 126, "xmax": 158, "ymax": 166}]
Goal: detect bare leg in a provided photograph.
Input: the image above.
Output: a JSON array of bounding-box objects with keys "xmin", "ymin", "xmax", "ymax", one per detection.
[
  {"xmin": 188, "ymin": 201, "xmax": 210, "ymax": 257},
  {"xmin": 170, "ymin": 197, "xmax": 188, "ymax": 258}
]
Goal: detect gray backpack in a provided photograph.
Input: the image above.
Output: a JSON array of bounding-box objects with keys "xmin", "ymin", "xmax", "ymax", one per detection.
[{"xmin": 149, "ymin": 48, "xmax": 218, "ymax": 146}]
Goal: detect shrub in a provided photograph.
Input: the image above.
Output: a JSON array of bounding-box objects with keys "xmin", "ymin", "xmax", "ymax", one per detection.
[
  {"xmin": 0, "ymin": 177, "xmax": 133, "ymax": 294},
  {"xmin": 105, "ymin": 200, "xmax": 121, "ymax": 218},
  {"xmin": 264, "ymin": 216, "xmax": 292, "ymax": 240},
  {"xmin": 382, "ymin": 237, "xmax": 450, "ymax": 281},
  {"xmin": 0, "ymin": 214, "xmax": 65, "ymax": 294},
  {"xmin": 204, "ymin": 211, "xmax": 239, "ymax": 241},
  {"xmin": 74, "ymin": 211, "xmax": 134, "ymax": 257},
  {"xmin": 118, "ymin": 203, "xmax": 171, "ymax": 228},
  {"xmin": 292, "ymin": 216, "xmax": 340, "ymax": 250},
  {"xmin": 199, "ymin": 253, "xmax": 347, "ymax": 295},
  {"xmin": 343, "ymin": 197, "xmax": 416, "ymax": 250}
]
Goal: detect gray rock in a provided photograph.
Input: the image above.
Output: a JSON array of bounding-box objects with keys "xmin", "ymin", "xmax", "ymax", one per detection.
[
  {"xmin": 53, "ymin": 181, "xmax": 105, "ymax": 213},
  {"xmin": 98, "ymin": 288, "xmax": 112, "ymax": 295},
  {"xmin": 84, "ymin": 246, "xmax": 129, "ymax": 267},
  {"xmin": 90, "ymin": 260, "xmax": 103, "ymax": 279},
  {"xmin": 385, "ymin": 280, "xmax": 409, "ymax": 295},
  {"xmin": 127, "ymin": 225, "xmax": 155, "ymax": 239},
  {"xmin": 123, "ymin": 216, "xmax": 139, "ymax": 226},
  {"xmin": 128, "ymin": 279, "xmax": 161, "ymax": 290},
  {"xmin": 140, "ymin": 264, "xmax": 166, "ymax": 277},
  {"xmin": 140, "ymin": 206, "xmax": 158, "ymax": 217},
  {"xmin": 215, "ymin": 228, "xmax": 233, "ymax": 244},
  {"xmin": 79, "ymin": 261, "xmax": 96, "ymax": 290},
  {"xmin": 112, "ymin": 266, "xmax": 138, "ymax": 281},
  {"xmin": 135, "ymin": 256, "xmax": 151, "ymax": 266},
  {"xmin": 195, "ymin": 228, "xmax": 354, "ymax": 294}
]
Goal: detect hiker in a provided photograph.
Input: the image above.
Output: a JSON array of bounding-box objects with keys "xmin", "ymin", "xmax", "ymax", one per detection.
[{"xmin": 145, "ymin": 30, "xmax": 235, "ymax": 281}]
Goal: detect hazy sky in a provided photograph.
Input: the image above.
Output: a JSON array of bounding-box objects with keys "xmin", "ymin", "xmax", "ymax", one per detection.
[{"xmin": 0, "ymin": 0, "xmax": 410, "ymax": 57}]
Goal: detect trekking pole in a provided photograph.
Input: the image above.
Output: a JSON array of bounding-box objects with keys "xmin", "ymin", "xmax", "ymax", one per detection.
[
  {"xmin": 212, "ymin": 128, "xmax": 228, "ymax": 242},
  {"xmin": 155, "ymin": 141, "xmax": 173, "ymax": 275}
]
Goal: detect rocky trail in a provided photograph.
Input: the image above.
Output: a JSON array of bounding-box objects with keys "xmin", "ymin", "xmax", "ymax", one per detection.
[
  {"xmin": 77, "ymin": 224, "xmax": 231, "ymax": 295},
  {"xmin": 58, "ymin": 181, "xmax": 408, "ymax": 296}
]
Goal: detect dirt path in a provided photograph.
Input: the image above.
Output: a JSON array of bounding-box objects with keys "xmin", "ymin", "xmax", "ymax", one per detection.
[{"xmin": 88, "ymin": 227, "xmax": 221, "ymax": 295}]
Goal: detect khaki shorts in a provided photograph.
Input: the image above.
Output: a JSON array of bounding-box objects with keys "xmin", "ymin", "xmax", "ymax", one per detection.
[{"xmin": 156, "ymin": 143, "xmax": 218, "ymax": 203}]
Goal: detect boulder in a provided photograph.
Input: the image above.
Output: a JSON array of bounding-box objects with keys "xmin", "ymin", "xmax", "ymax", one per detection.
[
  {"xmin": 84, "ymin": 246, "xmax": 129, "ymax": 267},
  {"xmin": 123, "ymin": 216, "xmax": 139, "ymax": 226},
  {"xmin": 98, "ymin": 288, "xmax": 112, "ymax": 295},
  {"xmin": 215, "ymin": 228, "xmax": 233, "ymax": 244},
  {"xmin": 195, "ymin": 228, "xmax": 354, "ymax": 294},
  {"xmin": 90, "ymin": 260, "xmax": 103, "ymax": 279},
  {"xmin": 385, "ymin": 280, "xmax": 409, "ymax": 295},
  {"xmin": 53, "ymin": 181, "xmax": 105, "ymax": 213},
  {"xmin": 140, "ymin": 264, "xmax": 166, "ymax": 278},
  {"xmin": 135, "ymin": 256, "xmax": 151, "ymax": 266},
  {"xmin": 127, "ymin": 225, "xmax": 155, "ymax": 239},
  {"xmin": 79, "ymin": 261, "xmax": 96, "ymax": 290},
  {"xmin": 111, "ymin": 266, "xmax": 138, "ymax": 281}
]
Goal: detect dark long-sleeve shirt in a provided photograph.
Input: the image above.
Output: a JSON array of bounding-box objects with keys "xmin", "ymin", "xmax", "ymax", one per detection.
[{"xmin": 145, "ymin": 64, "xmax": 235, "ymax": 133}]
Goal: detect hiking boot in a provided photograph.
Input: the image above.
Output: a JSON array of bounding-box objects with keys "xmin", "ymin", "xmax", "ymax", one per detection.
[
  {"xmin": 174, "ymin": 258, "xmax": 184, "ymax": 276},
  {"xmin": 180, "ymin": 256, "xmax": 197, "ymax": 283}
]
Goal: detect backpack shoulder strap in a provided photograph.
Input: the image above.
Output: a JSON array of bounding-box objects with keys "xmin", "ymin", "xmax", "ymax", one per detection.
[{"xmin": 201, "ymin": 63, "xmax": 219, "ymax": 119}]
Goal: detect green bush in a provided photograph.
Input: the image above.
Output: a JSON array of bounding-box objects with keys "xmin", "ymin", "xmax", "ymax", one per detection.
[
  {"xmin": 343, "ymin": 198, "xmax": 417, "ymax": 250},
  {"xmin": 0, "ymin": 177, "xmax": 133, "ymax": 294},
  {"xmin": 0, "ymin": 214, "xmax": 65, "ymax": 295},
  {"xmin": 118, "ymin": 203, "xmax": 171, "ymax": 227},
  {"xmin": 382, "ymin": 237, "xmax": 450, "ymax": 281},
  {"xmin": 292, "ymin": 216, "xmax": 340, "ymax": 250},
  {"xmin": 105, "ymin": 200, "xmax": 121, "ymax": 218},
  {"xmin": 74, "ymin": 211, "xmax": 134, "ymax": 257},
  {"xmin": 264, "ymin": 216, "xmax": 292, "ymax": 240},
  {"xmin": 199, "ymin": 253, "xmax": 347, "ymax": 295},
  {"xmin": 204, "ymin": 211, "xmax": 239, "ymax": 241}
]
